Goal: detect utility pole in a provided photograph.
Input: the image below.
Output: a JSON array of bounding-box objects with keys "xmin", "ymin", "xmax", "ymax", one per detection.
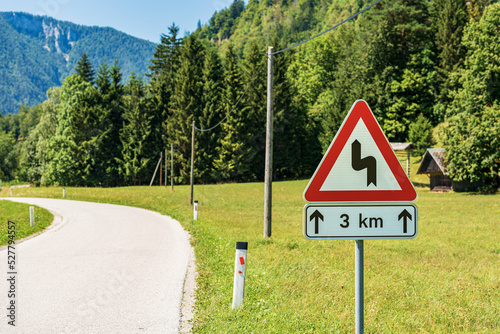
[
  {"xmin": 190, "ymin": 121, "xmax": 195, "ymax": 205},
  {"xmin": 171, "ymin": 144, "xmax": 174, "ymax": 191},
  {"xmin": 264, "ymin": 46, "xmax": 273, "ymax": 238},
  {"xmin": 160, "ymin": 151, "xmax": 163, "ymax": 186}
]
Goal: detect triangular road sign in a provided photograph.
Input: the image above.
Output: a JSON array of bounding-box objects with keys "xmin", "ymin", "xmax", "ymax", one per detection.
[{"xmin": 304, "ymin": 100, "xmax": 417, "ymax": 202}]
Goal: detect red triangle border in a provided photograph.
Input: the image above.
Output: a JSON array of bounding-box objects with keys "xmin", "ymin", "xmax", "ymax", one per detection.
[{"xmin": 303, "ymin": 100, "xmax": 417, "ymax": 202}]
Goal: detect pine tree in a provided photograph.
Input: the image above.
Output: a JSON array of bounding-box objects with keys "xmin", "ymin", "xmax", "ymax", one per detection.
[
  {"xmin": 167, "ymin": 33, "xmax": 205, "ymax": 184},
  {"xmin": 95, "ymin": 60, "xmax": 125, "ymax": 186},
  {"xmin": 75, "ymin": 52, "xmax": 95, "ymax": 84},
  {"xmin": 95, "ymin": 61, "xmax": 111, "ymax": 96},
  {"xmin": 434, "ymin": 0, "xmax": 468, "ymax": 73},
  {"xmin": 213, "ymin": 44, "xmax": 245, "ymax": 181},
  {"xmin": 44, "ymin": 74, "xmax": 100, "ymax": 186},
  {"xmin": 118, "ymin": 74, "xmax": 153, "ymax": 185},
  {"xmin": 271, "ymin": 37, "xmax": 308, "ymax": 179},
  {"xmin": 148, "ymin": 24, "xmax": 181, "ymax": 79},
  {"xmin": 432, "ymin": 0, "xmax": 469, "ymax": 124},
  {"xmin": 149, "ymin": 24, "xmax": 182, "ymax": 154},
  {"xmin": 360, "ymin": 0, "xmax": 434, "ymax": 140},
  {"xmin": 197, "ymin": 46, "xmax": 224, "ymax": 183},
  {"xmin": 240, "ymin": 41, "xmax": 266, "ymax": 181},
  {"xmin": 408, "ymin": 113, "xmax": 434, "ymax": 157}
]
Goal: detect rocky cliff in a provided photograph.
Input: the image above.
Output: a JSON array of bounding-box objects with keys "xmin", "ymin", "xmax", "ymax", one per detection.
[{"xmin": 0, "ymin": 12, "xmax": 156, "ymax": 115}]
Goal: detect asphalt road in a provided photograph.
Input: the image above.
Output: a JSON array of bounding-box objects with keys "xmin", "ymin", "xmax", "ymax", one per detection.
[{"xmin": 0, "ymin": 198, "xmax": 193, "ymax": 333}]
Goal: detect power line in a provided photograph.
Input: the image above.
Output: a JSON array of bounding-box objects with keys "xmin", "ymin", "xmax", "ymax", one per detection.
[
  {"xmin": 270, "ymin": 0, "xmax": 383, "ymax": 55},
  {"xmin": 193, "ymin": 115, "xmax": 228, "ymax": 132},
  {"xmin": 193, "ymin": 0, "xmax": 383, "ymax": 132}
]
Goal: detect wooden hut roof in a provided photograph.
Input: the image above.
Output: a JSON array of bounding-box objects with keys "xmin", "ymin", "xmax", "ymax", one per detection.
[
  {"xmin": 416, "ymin": 148, "xmax": 449, "ymax": 175},
  {"xmin": 390, "ymin": 142, "xmax": 415, "ymax": 151}
]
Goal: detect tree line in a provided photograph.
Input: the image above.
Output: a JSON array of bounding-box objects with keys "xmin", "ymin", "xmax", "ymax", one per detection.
[
  {"xmin": 1, "ymin": 24, "xmax": 317, "ymax": 186},
  {"xmin": 0, "ymin": 0, "xmax": 499, "ymax": 189}
]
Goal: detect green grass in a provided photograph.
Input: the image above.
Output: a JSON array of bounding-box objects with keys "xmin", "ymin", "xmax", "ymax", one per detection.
[
  {"xmin": 0, "ymin": 200, "xmax": 54, "ymax": 246},
  {"xmin": 1, "ymin": 182, "xmax": 499, "ymax": 333}
]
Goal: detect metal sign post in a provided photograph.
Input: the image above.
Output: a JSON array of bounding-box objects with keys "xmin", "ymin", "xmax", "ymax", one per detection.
[
  {"xmin": 355, "ymin": 240, "xmax": 364, "ymax": 334},
  {"xmin": 302, "ymin": 100, "xmax": 418, "ymax": 333}
]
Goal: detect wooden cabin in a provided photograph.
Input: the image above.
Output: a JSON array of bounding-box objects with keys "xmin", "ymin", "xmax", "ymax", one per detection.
[
  {"xmin": 416, "ymin": 148, "xmax": 484, "ymax": 192},
  {"xmin": 416, "ymin": 149, "xmax": 451, "ymax": 191}
]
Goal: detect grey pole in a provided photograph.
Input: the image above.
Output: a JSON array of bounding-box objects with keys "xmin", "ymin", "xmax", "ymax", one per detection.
[
  {"xmin": 165, "ymin": 148, "xmax": 168, "ymax": 188},
  {"xmin": 171, "ymin": 144, "xmax": 174, "ymax": 191},
  {"xmin": 160, "ymin": 151, "xmax": 163, "ymax": 186},
  {"xmin": 263, "ymin": 46, "xmax": 273, "ymax": 238},
  {"xmin": 355, "ymin": 240, "xmax": 364, "ymax": 334},
  {"xmin": 190, "ymin": 121, "xmax": 195, "ymax": 205}
]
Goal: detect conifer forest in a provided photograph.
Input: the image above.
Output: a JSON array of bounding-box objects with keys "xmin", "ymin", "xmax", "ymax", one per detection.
[{"xmin": 0, "ymin": 0, "xmax": 498, "ymax": 189}]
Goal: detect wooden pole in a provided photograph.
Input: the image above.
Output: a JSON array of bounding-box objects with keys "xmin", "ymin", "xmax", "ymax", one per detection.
[
  {"xmin": 407, "ymin": 149, "xmax": 411, "ymax": 177},
  {"xmin": 190, "ymin": 121, "xmax": 195, "ymax": 205},
  {"xmin": 171, "ymin": 144, "xmax": 174, "ymax": 191},
  {"xmin": 149, "ymin": 156, "xmax": 162, "ymax": 186},
  {"xmin": 264, "ymin": 46, "xmax": 273, "ymax": 238},
  {"xmin": 160, "ymin": 151, "xmax": 163, "ymax": 186}
]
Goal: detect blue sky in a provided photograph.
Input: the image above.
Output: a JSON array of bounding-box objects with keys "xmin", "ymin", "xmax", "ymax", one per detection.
[{"xmin": 1, "ymin": 0, "xmax": 238, "ymax": 43}]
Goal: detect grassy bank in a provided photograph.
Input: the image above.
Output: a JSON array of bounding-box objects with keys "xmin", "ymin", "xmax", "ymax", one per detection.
[
  {"xmin": 1, "ymin": 182, "xmax": 499, "ymax": 332},
  {"xmin": 0, "ymin": 200, "xmax": 54, "ymax": 246}
]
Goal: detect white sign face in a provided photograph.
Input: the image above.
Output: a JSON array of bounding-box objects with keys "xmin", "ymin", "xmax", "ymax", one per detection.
[
  {"xmin": 320, "ymin": 119, "xmax": 402, "ymax": 191},
  {"xmin": 303, "ymin": 100, "xmax": 417, "ymax": 202},
  {"xmin": 304, "ymin": 203, "xmax": 417, "ymax": 240}
]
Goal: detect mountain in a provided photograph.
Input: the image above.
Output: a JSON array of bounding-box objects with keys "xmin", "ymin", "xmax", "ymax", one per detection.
[{"xmin": 0, "ymin": 12, "xmax": 156, "ymax": 115}]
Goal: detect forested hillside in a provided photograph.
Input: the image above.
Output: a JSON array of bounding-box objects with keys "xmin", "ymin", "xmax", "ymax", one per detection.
[
  {"xmin": 0, "ymin": 12, "xmax": 156, "ymax": 115},
  {"xmin": 0, "ymin": 0, "xmax": 498, "ymax": 190}
]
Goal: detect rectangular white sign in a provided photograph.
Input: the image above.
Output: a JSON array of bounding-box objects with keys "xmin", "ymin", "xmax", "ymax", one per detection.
[{"xmin": 303, "ymin": 203, "xmax": 417, "ymax": 240}]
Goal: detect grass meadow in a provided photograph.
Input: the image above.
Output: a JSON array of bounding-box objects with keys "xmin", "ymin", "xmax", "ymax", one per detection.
[
  {"xmin": 0, "ymin": 177, "xmax": 498, "ymax": 333},
  {"xmin": 0, "ymin": 200, "xmax": 54, "ymax": 247}
]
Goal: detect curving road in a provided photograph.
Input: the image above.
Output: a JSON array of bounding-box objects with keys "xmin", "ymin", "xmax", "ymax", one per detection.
[{"xmin": 0, "ymin": 198, "xmax": 193, "ymax": 334}]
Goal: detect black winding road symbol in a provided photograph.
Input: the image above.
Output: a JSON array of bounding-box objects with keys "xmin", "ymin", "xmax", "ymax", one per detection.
[{"xmin": 351, "ymin": 140, "xmax": 377, "ymax": 186}]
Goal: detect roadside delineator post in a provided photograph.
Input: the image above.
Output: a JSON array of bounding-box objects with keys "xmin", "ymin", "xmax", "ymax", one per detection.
[
  {"xmin": 63, "ymin": 188, "xmax": 66, "ymax": 198},
  {"xmin": 30, "ymin": 206, "xmax": 35, "ymax": 227},
  {"xmin": 232, "ymin": 242, "xmax": 248, "ymax": 309},
  {"xmin": 193, "ymin": 200, "xmax": 198, "ymax": 221},
  {"xmin": 10, "ymin": 188, "xmax": 13, "ymax": 197}
]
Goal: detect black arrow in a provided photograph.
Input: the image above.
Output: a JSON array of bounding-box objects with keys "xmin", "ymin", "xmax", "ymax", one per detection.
[
  {"xmin": 351, "ymin": 140, "xmax": 377, "ymax": 186},
  {"xmin": 310, "ymin": 210, "xmax": 324, "ymax": 234},
  {"xmin": 398, "ymin": 209, "xmax": 412, "ymax": 233}
]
